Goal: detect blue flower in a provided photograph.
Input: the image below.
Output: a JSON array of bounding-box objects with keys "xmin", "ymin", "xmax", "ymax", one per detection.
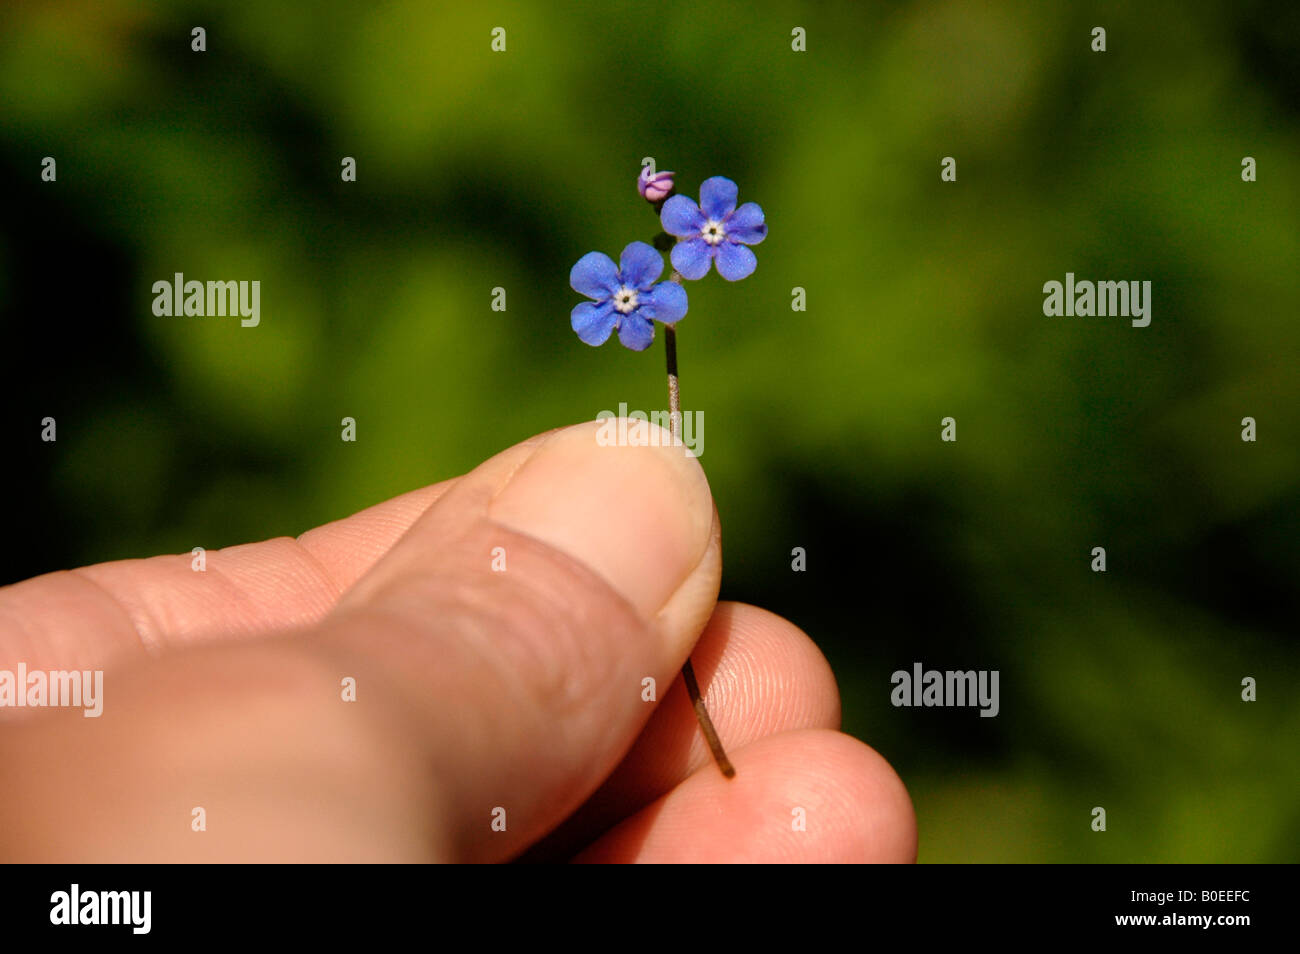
[
  {"xmin": 570, "ymin": 241, "xmax": 688, "ymax": 351},
  {"xmin": 660, "ymin": 176, "xmax": 767, "ymax": 281}
]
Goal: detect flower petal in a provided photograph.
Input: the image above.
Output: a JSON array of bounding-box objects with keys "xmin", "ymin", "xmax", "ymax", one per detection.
[
  {"xmin": 715, "ymin": 242, "xmax": 757, "ymax": 281},
  {"xmin": 670, "ymin": 238, "xmax": 714, "ymax": 280},
  {"xmin": 619, "ymin": 241, "xmax": 664, "ymax": 290},
  {"xmin": 638, "ymin": 281, "xmax": 688, "ymax": 324},
  {"xmin": 725, "ymin": 202, "xmax": 767, "ymax": 245},
  {"xmin": 571, "ymin": 300, "xmax": 616, "ymax": 345},
  {"xmin": 699, "ymin": 176, "xmax": 739, "ymax": 220},
  {"xmin": 660, "ymin": 195, "xmax": 705, "ymax": 237},
  {"xmin": 617, "ymin": 314, "xmax": 655, "ymax": 351},
  {"xmin": 569, "ymin": 251, "xmax": 620, "ymax": 300}
]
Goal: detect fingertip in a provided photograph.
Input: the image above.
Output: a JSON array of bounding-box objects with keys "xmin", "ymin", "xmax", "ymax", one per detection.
[
  {"xmin": 487, "ymin": 418, "xmax": 718, "ymax": 626},
  {"xmin": 576, "ymin": 729, "xmax": 917, "ymax": 863},
  {"xmin": 699, "ymin": 602, "xmax": 842, "ymax": 734}
]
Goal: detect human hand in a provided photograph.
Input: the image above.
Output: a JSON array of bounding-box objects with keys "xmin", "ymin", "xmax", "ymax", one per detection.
[{"xmin": 0, "ymin": 421, "xmax": 915, "ymax": 862}]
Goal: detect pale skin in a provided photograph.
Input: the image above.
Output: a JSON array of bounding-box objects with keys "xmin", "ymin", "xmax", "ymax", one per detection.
[{"xmin": 0, "ymin": 421, "xmax": 916, "ymax": 862}]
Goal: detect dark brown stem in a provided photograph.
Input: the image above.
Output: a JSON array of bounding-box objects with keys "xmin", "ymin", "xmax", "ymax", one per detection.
[
  {"xmin": 664, "ymin": 325, "xmax": 736, "ymax": 779},
  {"xmin": 665, "ymin": 323, "xmax": 682, "ymax": 440}
]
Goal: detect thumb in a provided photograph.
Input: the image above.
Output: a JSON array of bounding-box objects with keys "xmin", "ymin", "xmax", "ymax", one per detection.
[{"xmin": 316, "ymin": 419, "xmax": 722, "ymax": 860}]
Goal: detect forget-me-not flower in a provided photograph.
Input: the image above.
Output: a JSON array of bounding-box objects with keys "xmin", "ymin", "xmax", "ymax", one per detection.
[
  {"xmin": 570, "ymin": 241, "xmax": 688, "ymax": 351},
  {"xmin": 660, "ymin": 176, "xmax": 766, "ymax": 281}
]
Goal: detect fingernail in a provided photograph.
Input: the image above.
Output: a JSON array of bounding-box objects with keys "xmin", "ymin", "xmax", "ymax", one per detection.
[{"xmin": 488, "ymin": 420, "xmax": 713, "ymax": 619}]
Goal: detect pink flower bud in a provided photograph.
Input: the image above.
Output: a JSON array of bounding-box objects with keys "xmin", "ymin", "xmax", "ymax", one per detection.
[{"xmin": 637, "ymin": 168, "xmax": 675, "ymax": 203}]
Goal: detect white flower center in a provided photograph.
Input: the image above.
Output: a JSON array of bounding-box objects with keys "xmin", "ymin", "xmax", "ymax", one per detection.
[
  {"xmin": 702, "ymin": 219, "xmax": 726, "ymax": 245},
  {"xmin": 613, "ymin": 285, "xmax": 639, "ymax": 314}
]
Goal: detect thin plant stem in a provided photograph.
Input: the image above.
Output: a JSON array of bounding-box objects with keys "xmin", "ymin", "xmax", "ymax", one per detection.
[{"xmin": 664, "ymin": 324, "xmax": 736, "ymax": 779}]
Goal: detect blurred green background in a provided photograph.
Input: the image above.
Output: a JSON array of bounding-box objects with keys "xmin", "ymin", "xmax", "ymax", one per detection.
[{"xmin": 2, "ymin": 0, "xmax": 1297, "ymax": 861}]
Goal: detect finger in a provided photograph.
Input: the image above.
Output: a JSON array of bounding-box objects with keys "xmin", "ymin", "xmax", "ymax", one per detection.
[
  {"xmin": 574, "ymin": 729, "xmax": 917, "ymax": 863},
  {"xmin": 0, "ymin": 636, "xmax": 451, "ymax": 862},
  {"xmin": 520, "ymin": 601, "xmax": 841, "ymax": 860},
  {"xmin": 0, "ymin": 479, "xmax": 458, "ymax": 672},
  {"xmin": 311, "ymin": 419, "xmax": 722, "ymax": 862}
]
